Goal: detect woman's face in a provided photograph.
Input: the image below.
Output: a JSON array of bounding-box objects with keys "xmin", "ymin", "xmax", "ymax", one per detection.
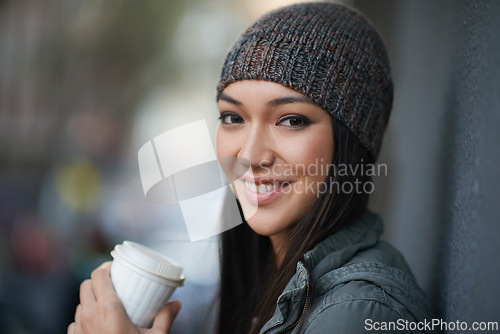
[{"xmin": 216, "ymin": 80, "xmax": 334, "ymax": 248}]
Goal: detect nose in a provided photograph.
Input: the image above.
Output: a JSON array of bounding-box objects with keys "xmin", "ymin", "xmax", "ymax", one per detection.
[{"xmin": 237, "ymin": 125, "xmax": 275, "ymax": 169}]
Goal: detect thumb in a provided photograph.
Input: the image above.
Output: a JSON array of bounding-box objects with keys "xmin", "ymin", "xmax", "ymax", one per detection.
[{"xmin": 150, "ymin": 301, "xmax": 181, "ymax": 333}]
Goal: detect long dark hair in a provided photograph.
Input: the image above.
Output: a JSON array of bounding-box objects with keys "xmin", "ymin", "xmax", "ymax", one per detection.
[{"xmin": 216, "ymin": 118, "xmax": 375, "ymax": 334}]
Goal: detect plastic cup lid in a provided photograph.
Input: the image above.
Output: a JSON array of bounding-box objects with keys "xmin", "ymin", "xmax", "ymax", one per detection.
[{"xmin": 111, "ymin": 241, "xmax": 185, "ymax": 285}]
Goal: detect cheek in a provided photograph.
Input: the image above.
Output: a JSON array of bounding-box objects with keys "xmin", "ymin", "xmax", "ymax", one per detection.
[
  {"xmin": 216, "ymin": 129, "xmax": 223, "ymax": 158},
  {"xmin": 216, "ymin": 128, "xmax": 246, "ymax": 183},
  {"xmin": 279, "ymin": 129, "xmax": 334, "ymax": 172},
  {"xmin": 216, "ymin": 127, "xmax": 232, "ymax": 158}
]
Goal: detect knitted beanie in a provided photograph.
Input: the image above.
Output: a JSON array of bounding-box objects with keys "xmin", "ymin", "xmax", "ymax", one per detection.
[{"xmin": 216, "ymin": 2, "xmax": 393, "ymax": 160}]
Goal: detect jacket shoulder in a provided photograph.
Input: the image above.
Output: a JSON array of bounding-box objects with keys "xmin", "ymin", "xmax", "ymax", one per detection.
[
  {"xmin": 302, "ymin": 286, "xmax": 409, "ymax": 333},
  {"xmin": 298, "ymin": 241, "xmax": 435, "ymax": 333}
]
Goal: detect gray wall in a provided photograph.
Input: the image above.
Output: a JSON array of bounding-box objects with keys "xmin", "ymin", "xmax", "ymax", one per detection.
[
  {"xmin": 437, "ymin": 0, "xmax": 500, "ymax": 325},
  {"xmin": 356, "ymin": 0, "xmax": 500, "ymax": 328}
]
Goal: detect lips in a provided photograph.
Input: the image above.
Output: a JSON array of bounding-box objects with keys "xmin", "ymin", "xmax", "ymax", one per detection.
[
  {"xmin": 244, "ymin": 180, "xmax": 286, "ymax": 193},
  {"xmin": 239, "ymin": 178, "xmax": 292, "ymax": 206}
]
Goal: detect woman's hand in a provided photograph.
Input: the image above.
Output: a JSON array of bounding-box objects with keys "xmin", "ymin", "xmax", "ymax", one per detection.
[{"xmin": 67, "ymin": 262, "xmax": 181, "ymax": 334}]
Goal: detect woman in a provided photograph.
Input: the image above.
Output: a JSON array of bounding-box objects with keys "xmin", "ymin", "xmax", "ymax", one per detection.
[{"xmin": 69, "ymin": 3, "xmax": 434, "ymax": 334}]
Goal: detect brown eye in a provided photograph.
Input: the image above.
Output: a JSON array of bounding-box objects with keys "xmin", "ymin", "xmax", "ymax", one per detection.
[
  {"xmin": 219, "ymin": 113, "xmax": 244, "ymax": 124},
  {"xmin": 278, "ymin": 115, "xmax": 310, "ymax": 128}
]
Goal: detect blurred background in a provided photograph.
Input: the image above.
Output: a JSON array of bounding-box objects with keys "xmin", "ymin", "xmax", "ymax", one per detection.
[{"xmin": 0, "ymin": 0, "xmax": 499, "ymax": 333}]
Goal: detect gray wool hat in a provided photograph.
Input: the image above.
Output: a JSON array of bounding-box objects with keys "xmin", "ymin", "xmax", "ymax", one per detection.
[{"xmin": 216, "ymin": 2, "xmax": 393, "ymax": 160}]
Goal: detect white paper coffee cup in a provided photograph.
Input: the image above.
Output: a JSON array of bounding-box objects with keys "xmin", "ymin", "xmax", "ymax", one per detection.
[{"xmin": 110, "ymin": 241, "xmax": 185, "ymax": 328}]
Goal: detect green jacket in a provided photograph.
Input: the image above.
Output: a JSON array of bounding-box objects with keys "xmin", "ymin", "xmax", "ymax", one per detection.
[{"xmin": 259, "ymin": 211, "xmax": 436, "ymax": 334}]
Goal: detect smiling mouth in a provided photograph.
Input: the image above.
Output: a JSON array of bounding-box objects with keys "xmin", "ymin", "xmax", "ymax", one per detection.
[{"xmin": 243, "ymin": 180, "xmax": 291, "ymax": 194}]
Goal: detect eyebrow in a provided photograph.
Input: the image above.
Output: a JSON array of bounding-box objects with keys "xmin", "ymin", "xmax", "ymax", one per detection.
[
  {"xmin": 266, "ymin": 95, "xmax": 316, "ymax": 106},
  {"xmin": 218, "ymin": 92, "xmax": 316, "ymax": 107},
  {"xmin": 218, "ymin": 93, "xmax": 242, "ymax": 106}
]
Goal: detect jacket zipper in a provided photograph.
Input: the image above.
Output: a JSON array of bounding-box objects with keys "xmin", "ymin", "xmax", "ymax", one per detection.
[{"xmin": 276, "ymin": 284, "xmax": 310, "ymax": 334}]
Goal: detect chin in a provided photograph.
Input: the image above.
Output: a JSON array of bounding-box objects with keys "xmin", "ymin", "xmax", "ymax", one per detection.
[
  {"xmin": 245, "ymin": 212, "xmax": 292, "ymax": 237},
  {"xmin": 246, "ymin": 222, "xmax": 276, "ymax": 237}
]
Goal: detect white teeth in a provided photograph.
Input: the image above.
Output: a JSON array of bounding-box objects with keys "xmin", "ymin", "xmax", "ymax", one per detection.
[
  {"xmin": 244, "ymin": 180, "xmax": 284, "ymax": 193},
  {"xmin": 244, "ymin": 180, "xmax": 257, "ymax": 193}
]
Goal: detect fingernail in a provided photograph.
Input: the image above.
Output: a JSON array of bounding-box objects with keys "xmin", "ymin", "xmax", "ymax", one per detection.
[{"xmin": 169, "ymin": 301, "xmax": 181, "ymax": 316}]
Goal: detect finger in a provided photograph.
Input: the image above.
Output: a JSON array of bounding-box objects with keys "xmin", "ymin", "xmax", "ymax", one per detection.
[
  {"xmin": 90, "ymin": 261, "xmax": 117, "ymax": 301},
  {"xmin": 150, "ymin": 301, "xmax": 181, "ymax": 332},
  {"xmin": 74, "ymin": 304, "xmax": 82, "ymax": 324},
  {"xmin": 67, "ymin": 322, "xmax": 75, "ymax": 334},
  {"xmin": 79, "ymin": 279, "xmax": 96, "ymax": 305}
]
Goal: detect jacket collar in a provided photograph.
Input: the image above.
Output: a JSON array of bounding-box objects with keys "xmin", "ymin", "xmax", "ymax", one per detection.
[
  {"xmin": 304, "ymin": 210, "xmax": 383, "ymax": 281},
  {"xmin": 259, "ymin": 210, "xmax": 383, "ymax": 333}
]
